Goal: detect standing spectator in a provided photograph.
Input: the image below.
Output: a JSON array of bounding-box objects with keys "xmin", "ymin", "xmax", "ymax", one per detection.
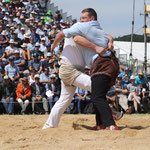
[
  {"xmin": 5, "ymin": 55, "xmax": 20, "ymax": 83},
  {"xmin": 31, "ymin": 74, "xmax": 48, "ymax": 114},
  {"xmin": 16, "ymin": 77, "xmax": 31, "ymax": 114},
  {"xmin": 1, "ymin": 75, "xmax": 15, "ymax": 114}
]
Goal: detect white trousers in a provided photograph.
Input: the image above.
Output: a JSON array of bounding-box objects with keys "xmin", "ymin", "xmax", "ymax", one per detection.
[
  {"xmin": 43, "ymin": 73, "xmax": 91, "ymax": 128},
  {"xmin": 18, "ymin": 98, "xmax": 29, "ymax": 112}
]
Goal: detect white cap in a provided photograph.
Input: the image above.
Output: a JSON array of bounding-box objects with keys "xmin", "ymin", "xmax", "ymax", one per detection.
[
  {"xmin": 35, "ymin": 42, "xmax": 40, "ymax": 47},
  {"xmin": 9, "ymin": 39, "xmax": 14, "ymax": 44},
  {"xmin": 130, "ymin": 75, "xmax": 135, "ymax": 80},
  {"xmin": 21, "ymin": 43, "xmax": 27, "ymax": 47},
  {"xmin": 24, "ymin": 33, "xmax": 30, "ymax": 38},
  {"xmin": 4, "ymin": 75, "xmax": 9, "ymax": 80},
  {"xmin": 47, "ymin": 52, "xmax": 52, "ymax": 57},
  {"xmin": 14, "ymin": 50, "xmax": 20, "ymax": 53},
  {"xmin": 50, "ymin": 74, "xmax": 56, "ymax": 79},
  {"xmin": 41, "ymin": 37, "xmax": 45, "ymax": 41},
  {"xmin": 34, "ymin": 74, "xmax": 40, "ymax": 79},
  {"xmin": 21, "ymin": 27, "xmax": 25, "ymax": 30}
]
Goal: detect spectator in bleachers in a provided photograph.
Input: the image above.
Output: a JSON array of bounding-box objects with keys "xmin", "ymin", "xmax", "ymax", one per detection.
[
  {"xmin": 28, "ymin": 53, "xmax": 42, "ymax": 74},
  {"xmin": 16, "ymin": 77, "xmax": 31, "ymax": 115},
  {"xmin": 31, "ymin": 42, "xmax": 43, "ymax": 58},
  {"xmin": 5, "ymin": 55, "xmax": 20, "ymax": 83},
  {"xmin": 36, "ymin": 22, "xmax": 44, "ymax": 36},
  {"xmin": 39, "ymin": 37, "xmax": 47, "ymax": 58},
  {"xmin": 20, "ymin": 43, "xmax": 29, "ymax": 62},
  {"xmin": 41, "ymin": 52, "xmax": 52, "ymax": 69},
  {"xmin": 0, "ymin": 66, "xmax": 4, "ymax": 82},
  {"xmin": 27, "ymin": 37, "xmax": 35, "ymax": 60},
  {"xmin": 14, "ymin": 49, "xmax": 26, "ymax": 72},
  {"xmin": 18, "ymin": 27, "xmax": 26, "ymax": 40},
  {"xmin": 1, "ymin": 75, "xmax": 15, "ymax": 114},
  {"xmin": 48, "ymin": 58, "xmax": 58, "ymax": 75},
  {"xmin": 46, "ymin": 74, "xmax": 60, "ymax": 111},
  {"xmin": 11, "ymin": 31, "xmax": 22, "ymax": 48},
  {"xmin": 25, "ymin": 0, "xmax": 38, "ymax": 13},
  {"xmin": 54, "ymin": 10, "xmax": 62, "ymax": 22},
  {"xmin": 28, "ymin": 69, "xmax": 36, "ymax": 85},
  {"xmin": 5, "ymin": 39, "xmax": 18, "ymax": 57},
  {"xmin": 31, "ymin": 74, "xmax": 48, "ymax": 114},
  {"xmin": 40, "ymin": 67, "xmax": 51, "ymax": 85},
  {"xmin": 30, "ymin": 27, "xmax": 40, "ymax": 44}
]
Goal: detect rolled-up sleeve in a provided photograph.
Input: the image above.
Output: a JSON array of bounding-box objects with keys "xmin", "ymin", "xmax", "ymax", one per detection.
[{"xmin": 63, "ymin": 23, "xmax": 83, "ymax": 38}]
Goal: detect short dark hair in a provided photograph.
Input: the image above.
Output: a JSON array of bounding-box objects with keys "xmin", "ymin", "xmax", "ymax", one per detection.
[{"xmin": 81, "ymin": 8, "xmax": 97, "ymax": 20}]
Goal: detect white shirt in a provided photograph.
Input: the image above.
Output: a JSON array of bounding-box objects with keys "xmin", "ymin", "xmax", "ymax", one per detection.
[{"xmin": 61, "ymin": 37, "xmax": 86, "ymax": 69}]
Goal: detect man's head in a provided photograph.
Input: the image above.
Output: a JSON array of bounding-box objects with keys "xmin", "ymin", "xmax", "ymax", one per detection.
[
  {"xmin": 80, "ymin": 8, "xmax": 97, "ymax": 22},
  {"xmin": 34, "ymin": 74, "xmax": 40, "ymax": 83}
]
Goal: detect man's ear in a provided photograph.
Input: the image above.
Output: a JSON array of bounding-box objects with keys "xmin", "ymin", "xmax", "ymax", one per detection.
[{"xmin": 91, "ymin": 16, "xmax": 95, "ymax": 21}]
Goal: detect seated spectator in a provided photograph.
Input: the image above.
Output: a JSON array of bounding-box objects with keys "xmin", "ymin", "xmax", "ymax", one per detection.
[
  {"xmin": 39, "ymin": 37, "xmax": 47, "ymax": 58},
  {"xmin": 46, "ymin": 74, "xmax": 60, "ymax": 111},
  {"xmin": 5, "ymin": 55, "xmax": 20, "ymax": 83},
  {"xmin": 127, "ymin": 75, "xmax": 142, "ymax": 114},
  {"xmin": 31, "ymin": 74, "xmax": 48, "ymax": 114},
  {"xmin": 118, "ymin": 67, "xmax": 131, "ymax": 87},
  {"xmin": 28, "ymin": 69, "xmax": 36, "ymax": 85},
  {"xmin": 16, "ymin": 77, "xmax": 31, "ymax": 114},
  {"xmin": 11, "ymin": 31, "xmax": 22, "ymax": 48},
  {"xmin": 31, "ymin": 42, "xmax": 44, "ymax": 58},
  {"xmin": 48, "ymin": 58, "xmax": 59, "ymax": 75},
  {"xmin": 42, "ymin": 52, "xmax": 53, "ymax": 69},
  {"xmin": 115, "ymin": 76, "xmax": 132, "ymax": 114},
  {"xmin": 20, "ymin": 43, "xmax": 29, "ymax": 61},
  {"xmin": 14, "ymin": 50, "xmax": 26, "ymax": 72},
  {"xmin": 74, "ymin": 87, "xmax": 90, "ymax": 113},
  {"xmin": 135, "ymin": 70, "xmax": 147, "ymax": 86},
  {"xmin": 40, "ymin": 67, "xmax": 51, "ymax": 86},
  {"xmin": 28, "ymin": 53, "xmax": 42, "ymax": 74},
  {"xmin": 27, "ymin": 37, "xmax": 35, "ymax": 60},
  {"xmin": 30, "ymin": 27, "xmax": 40, "ymax": 44},
  {"xmin": 18, "ymin": 27, "xmax": 26, "ymax": 40},
  {"xmin": 5, "ymin": 39, "xmax": 18, "ymax": 57},
  {"xmin": 1, "ymin": 75, "xmax": 15, "ymax": 114}
]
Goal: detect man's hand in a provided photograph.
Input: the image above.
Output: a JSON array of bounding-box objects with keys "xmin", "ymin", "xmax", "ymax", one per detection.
[
  {"xmin": 6, "ymin": 97, "xmax": 10, "ymax": 102},
  {"xmin": 95, "ymin": 46, "xmax": 107, "ymax": 55},
  {"xmin": 107, "ymin": 42, "xmax": 114, "ymax": 51}
]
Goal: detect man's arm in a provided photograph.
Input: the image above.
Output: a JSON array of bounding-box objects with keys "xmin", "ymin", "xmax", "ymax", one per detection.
[
  {"xmin": 51, "ymin": 31, "xmax": 65, "ymax": 51},
  {"xmin": 73, "ymin": 34, "xmax": 114, "ymax": 55},
  {"xmin": 73, "ymin": 36, "xmax": 107, "ymax": 55}
]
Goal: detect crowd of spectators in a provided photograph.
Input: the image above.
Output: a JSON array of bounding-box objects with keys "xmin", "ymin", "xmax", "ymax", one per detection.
[
  {"xmin": 0, "ymin": 0, "xmax": 78, "ymax": 115},
  {"xmin": 0, "ymin": 0, "xmax": 150, "ymax": 116},
  {"xmin": 107, "ymin": 67, "xmax": 150, "ymax": 114}
]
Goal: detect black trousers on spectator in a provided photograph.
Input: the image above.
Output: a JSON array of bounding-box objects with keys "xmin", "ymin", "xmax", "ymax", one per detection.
[{"xmin": 91, "ymin": 75, "xmax": 115, "ymax": 128}]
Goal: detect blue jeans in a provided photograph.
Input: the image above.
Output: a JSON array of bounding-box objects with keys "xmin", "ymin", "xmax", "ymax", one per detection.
[
  {"xmin": 48, "ymin": 96, "xmax": 59, "ymax": 111},
  {"xmin": 75, "ymin": 96, "xmax": 91, "ymax": 113},
  {"xmin": 1, "ymin": 97, "xmax": 14, "ymax": 114}
]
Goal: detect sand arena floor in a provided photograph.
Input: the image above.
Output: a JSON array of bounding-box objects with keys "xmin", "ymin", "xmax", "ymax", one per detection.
[{"xmin": 0, "ymin": 114, "xmax": 150, "ymax": 150}]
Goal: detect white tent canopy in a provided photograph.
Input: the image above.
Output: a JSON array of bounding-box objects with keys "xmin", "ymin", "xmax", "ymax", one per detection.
[{"xmin": 114, "ymin": 41, "xmax": 150, "ymax": 64}]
